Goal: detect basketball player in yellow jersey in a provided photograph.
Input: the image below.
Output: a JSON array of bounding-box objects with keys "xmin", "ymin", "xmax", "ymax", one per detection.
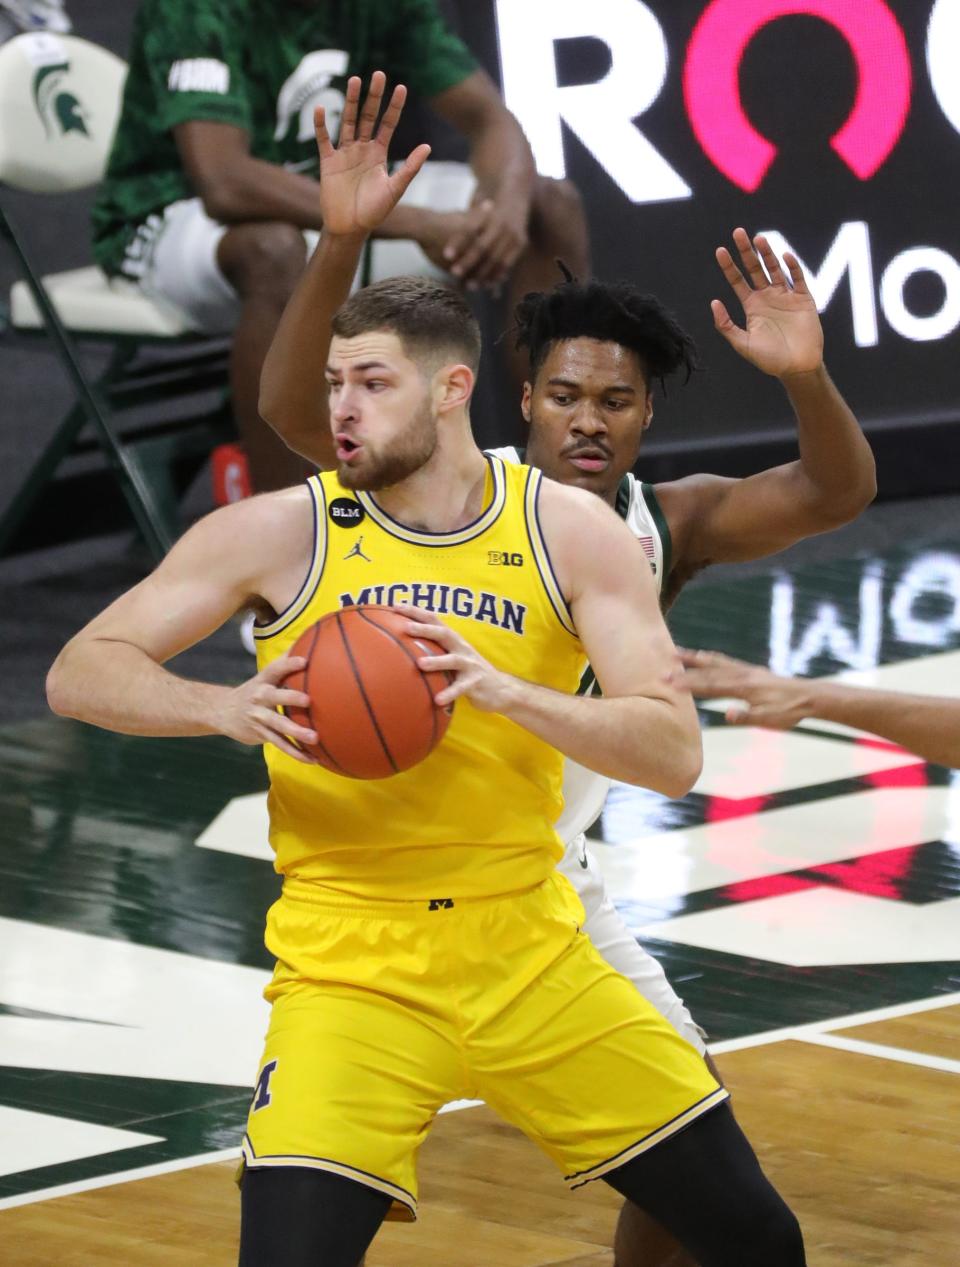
[{"xmin": 47, "ymin": 77, "xmax": 805, "ymax": 1267}]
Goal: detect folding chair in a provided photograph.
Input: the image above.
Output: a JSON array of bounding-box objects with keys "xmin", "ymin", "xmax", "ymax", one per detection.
[{"xmin": 0, "ymin": 30, "xmax": 233, "ymax": 560}]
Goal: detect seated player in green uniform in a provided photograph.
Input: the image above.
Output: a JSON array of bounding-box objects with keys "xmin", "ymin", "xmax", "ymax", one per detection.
[{"xmin": 92, "ymin": 0, "xmax": 589, "ymax": 490}]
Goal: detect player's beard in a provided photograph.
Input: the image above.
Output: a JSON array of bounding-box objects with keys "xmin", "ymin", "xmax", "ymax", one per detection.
[
  {"xmin": 339, "ymin": 392, "xmax": 440, "ymax": 491},
  {"xmin": 337, "ymin": 393, "xmax": 439, "ymax": 491}
]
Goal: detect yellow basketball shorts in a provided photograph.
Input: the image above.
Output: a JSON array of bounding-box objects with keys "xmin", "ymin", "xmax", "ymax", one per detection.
[{"xmin": 241, "ymin": 871, "xmax": 727, "ymax": 1219}]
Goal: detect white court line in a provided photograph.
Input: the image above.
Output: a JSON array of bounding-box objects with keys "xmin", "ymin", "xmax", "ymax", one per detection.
[
  {"xmin": 709, "ymin": 989, "xmax": 960, "ymax": 1055},
  {"xmin": 0, "ymin": 1147, "xmax": 240, "ymax": 1212},
  {"xmin": 2, "ymin": 993, "xmax": 957, "ymax": 1213},
  {"xmin": 0, "ymin": 1100, "xmax": 481, "ymax": 1213},
  {"xmin": 795, "ymin": 1032, "xmax": 960, "ymax": 1075}
]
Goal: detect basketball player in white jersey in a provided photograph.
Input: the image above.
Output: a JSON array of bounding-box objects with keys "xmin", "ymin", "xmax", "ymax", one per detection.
[{"xmin": 261, "ymin": 73, "xmax": 875, "ymax": 1266}]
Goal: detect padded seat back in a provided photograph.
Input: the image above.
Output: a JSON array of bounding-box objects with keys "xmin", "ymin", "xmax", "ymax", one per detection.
[
  {"xmin": 0, "ymin": 31, "xmax": 126, "ymax": 193},
  {"xmin": 10, "ymin": 266, "xmax": 194, "ymax": 336}
]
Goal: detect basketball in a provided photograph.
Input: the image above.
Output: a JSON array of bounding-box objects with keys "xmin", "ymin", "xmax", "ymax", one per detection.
[{"xmin": 282, "ymin": 606, "xmax": 454, "ymax": 778}]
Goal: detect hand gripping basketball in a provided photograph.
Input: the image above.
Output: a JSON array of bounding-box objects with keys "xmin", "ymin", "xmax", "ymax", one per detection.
[
  {"xmin": 397, "ymin": 603, "xmax": 514, "ymax": 713},
  {"xmin": 219, "ymin": 655, "xmax": 321, "ymax": 764},
  {"xmin": 282, "ymin": 606, "xmax": 455, "ymax": 778}
]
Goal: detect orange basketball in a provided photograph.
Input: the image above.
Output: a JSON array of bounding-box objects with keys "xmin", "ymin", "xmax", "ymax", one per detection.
[{"xmin": 282, "ymin": 606, "xmax": 454, "ymax": 778}]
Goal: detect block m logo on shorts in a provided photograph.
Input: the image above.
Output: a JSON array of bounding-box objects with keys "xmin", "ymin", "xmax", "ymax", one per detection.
[{"xmin": 252, "ymin": 1058, "xmax": 279, "ymax": 1112}]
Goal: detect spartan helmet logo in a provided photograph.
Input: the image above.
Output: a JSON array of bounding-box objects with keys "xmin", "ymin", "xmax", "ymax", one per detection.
[
  {"xmin": 274, "ymin": 49, "xmax": 349, "ymax": 144},
  {"xmin": 33, "ymin": 62, "xmax": 89, "ymax": 138}
]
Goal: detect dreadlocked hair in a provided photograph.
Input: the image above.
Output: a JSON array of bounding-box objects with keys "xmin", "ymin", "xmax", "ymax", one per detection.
[{"xmin": 513, "ymin": 268, "xmax": 698, "ymax": 391}]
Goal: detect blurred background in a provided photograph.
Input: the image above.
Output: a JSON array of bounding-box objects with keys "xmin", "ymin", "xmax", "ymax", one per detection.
[
  {"xmin": 1, "ymin": 0, "xmax": 959, "ymax": 710},
  {"xmin": 449, "ymin": 0, "xmax": 960, "ymax": 488},
  {"xmin": 2, "ymin": 10, "xmax": 959, "ymax": 1256}
]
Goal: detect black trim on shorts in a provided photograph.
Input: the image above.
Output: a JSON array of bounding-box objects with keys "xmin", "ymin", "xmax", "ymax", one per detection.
[{"xmin": 564, "ymin": 1087, "xmax": 730, "ymax": 1187}]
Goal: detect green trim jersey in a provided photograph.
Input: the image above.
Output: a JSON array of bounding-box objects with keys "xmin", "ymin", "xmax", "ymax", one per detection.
[
  {"xmin": 92, "ymin": 0, "xmax": 478, "ymax": 275},
  {"xmin": 487, "ymin": 447, "xmax": 671, "ymax": 601},
  {"xmin": 488, "ymin": 446, "xmax": 673, "ymax": 841}
]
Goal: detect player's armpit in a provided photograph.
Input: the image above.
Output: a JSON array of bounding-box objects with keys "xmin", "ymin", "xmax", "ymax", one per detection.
[{"xmin": 654, "ymin": 464, "xmax": 858, "ymax": 571}]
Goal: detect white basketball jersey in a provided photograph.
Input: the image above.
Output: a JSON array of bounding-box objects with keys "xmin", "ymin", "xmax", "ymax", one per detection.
[{"xmin": 487, "ymin": 446, "xmax": 671, "ymax": 840}]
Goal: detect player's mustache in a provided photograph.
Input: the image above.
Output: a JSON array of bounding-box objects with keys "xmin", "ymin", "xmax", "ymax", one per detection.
[{"xmin": 560, "ymin": 440, "xmax": 612, "ymax": 459}]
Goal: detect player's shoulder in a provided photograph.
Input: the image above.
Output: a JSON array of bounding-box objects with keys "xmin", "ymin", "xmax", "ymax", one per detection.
[
  {"xmin": 647, "ymin": 471, "xmax": 732, "ymax": 543},
  {"xmin": 650, "ymin": 471, "xmax": 732, "ymax": 509},
  {"xmin": 619, "ymin": 471, "xmax": 662, "ymax": 530},
  {"xmin": 485, "ymin": 444, "xmax": 521, "ymax": 465},
  {"xmin": 187, "ymin": 484, "xmax": 315, "ymax": 559},
  {"xmin": 137, "ymin": 0, "xmax": 242, "ymax": 47},
  {"xmin": 536, "ymin": 477, "xmax": 656, "ymax": 604},
  {"xmin": 536, "ymin": 473, "xmax": 624, "ymax": 535},
  {"xmin": 153, "ymin": 485, "xmax": 314, "ymax": 602}
]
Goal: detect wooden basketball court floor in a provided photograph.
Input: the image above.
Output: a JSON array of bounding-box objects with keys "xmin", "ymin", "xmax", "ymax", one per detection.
[{"xmin": 2, "ymin": 538, "xmax": 959, "ymax": 1263}]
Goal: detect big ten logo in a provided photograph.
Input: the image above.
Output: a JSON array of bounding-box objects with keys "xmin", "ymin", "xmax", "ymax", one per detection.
[
  {"xmin": 769, "ymin": 550, "xmax": 960, "ymax": 675},
  {"xmin": 495, "ymin": 0, "xmax": 959, "ymax": 201},
  {"xmin": 488, "ymin": 550, "xmax": 524, "ymax": 566}
]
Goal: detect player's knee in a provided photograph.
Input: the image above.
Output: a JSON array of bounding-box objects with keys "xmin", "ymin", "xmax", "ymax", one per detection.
[
  {"xmin": 534, "ymin": 174, "xmax": 583, "ymax": 217},
  {"xmin": 752, "ymin": 1198, "xmax": 805, "ymax": 1264},
  {"xmin": 529, "ymin": 176, "xmax": 588, "ymax": 267},
  {"xmin": 220, "ymin": 221, "xmax": 308, "ymax": 296},
  {"xmin": 723, "ymin": 1183, "xmax": 805, "ymax": 1266}
]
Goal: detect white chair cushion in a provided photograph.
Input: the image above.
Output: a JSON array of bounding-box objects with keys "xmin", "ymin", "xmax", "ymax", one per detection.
[
  {"xmin": 0, "ymin": 33, "xmax": 126, "ymax": 191},
  {"xmin": 11, "ymin": 266, "xmax": 195, "ymax": 337},
  {"xmin": 368, "ymin": 161, "xmax": 477, "ymax": 284}
]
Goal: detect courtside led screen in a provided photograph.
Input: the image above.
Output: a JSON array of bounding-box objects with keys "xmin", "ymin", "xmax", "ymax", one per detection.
[{"xmin": 455, "ymin": 0, "xmax": 960, "ymax": 449}]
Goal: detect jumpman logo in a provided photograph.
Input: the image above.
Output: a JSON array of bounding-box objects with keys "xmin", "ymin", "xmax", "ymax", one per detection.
[{"xmin": 344, "ymin": 535, "xmax": 372, "ymax": 562}]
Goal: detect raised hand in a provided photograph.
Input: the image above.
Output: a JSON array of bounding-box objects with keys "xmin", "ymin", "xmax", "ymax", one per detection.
[
  {"xmin": 712, "ymin": 228, "xmax": 824, "ymax": 378},
  {"xmin": 315, "ymin": 71, "xmax": 431, "ymax": 237}
]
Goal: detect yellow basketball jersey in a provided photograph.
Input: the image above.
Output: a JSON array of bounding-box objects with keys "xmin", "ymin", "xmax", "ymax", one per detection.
[{"xmin": 254, "ymin": 456, "xmax": 586, "ymax": 900}]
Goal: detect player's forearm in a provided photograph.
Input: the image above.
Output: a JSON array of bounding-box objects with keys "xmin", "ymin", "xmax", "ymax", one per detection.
[
  {"xmin": 467, "ymin": 113, "xmax": 535, "ymax": 211},
  {"xmin": 807, "ymin": 683, "xmax": 960, "ymax": 768},
  {"xmin": 195, "ymin": 149, "xmax": 437, "ymax": 243},
  {"xmin": 372, "ymin": 204, "xmax": 445, "ymax": 242},
  {"xmin": 198, "ymin": 157, "xmax": 327, "ymax": 229},
  {"xmin": 260, "ymin": 231, "xmax": 365, "ymax": 467},
  {"xmin": 498, "ymin": 678, "xmax": 702, "ymax": 797},
  {"xmin": 47, "ymin": 639, "xmax": 228, "ymax": 738},
  {"xmin": 782, "ymin": 366, "xmax": 877, "ymax": 521}
]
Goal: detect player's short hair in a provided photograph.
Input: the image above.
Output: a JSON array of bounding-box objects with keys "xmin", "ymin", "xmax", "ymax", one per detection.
[
  {"xmin": 333, "ymin": 276, "xmax": 481, "ymax": 374},
  {"xmin": 513, "ymin": 273, "xmax": 698, "ymax": 391}
]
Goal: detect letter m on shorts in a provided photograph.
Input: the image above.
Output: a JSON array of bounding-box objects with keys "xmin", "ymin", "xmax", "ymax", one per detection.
[{"xmin": 252, "ymin": 1058, "xmax": 278, "ymax": 1112}]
